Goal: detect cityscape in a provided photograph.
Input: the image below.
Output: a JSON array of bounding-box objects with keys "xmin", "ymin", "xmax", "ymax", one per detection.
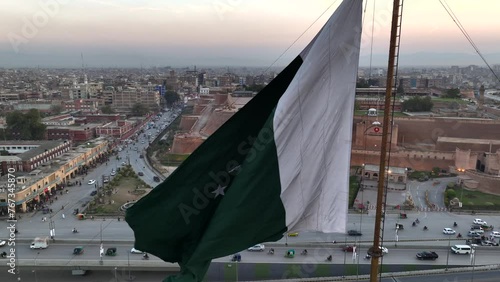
[{"xmin": 2, "ymin": 0, "xmax": 500, "ymax": 282}]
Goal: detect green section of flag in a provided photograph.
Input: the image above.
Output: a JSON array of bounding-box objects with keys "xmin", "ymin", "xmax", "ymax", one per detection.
[{"xmin": 126, "ymin": 56, "xmax": 303, "ymax": 282}]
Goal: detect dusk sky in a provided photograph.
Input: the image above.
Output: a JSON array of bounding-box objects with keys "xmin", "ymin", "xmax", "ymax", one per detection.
[{"xmin": 1, "ymin": 0, "xmax": 499, "ymax": 67}]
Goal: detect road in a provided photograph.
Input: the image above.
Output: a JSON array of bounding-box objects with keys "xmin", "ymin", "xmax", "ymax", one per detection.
[
  {"xmin": 6, "ymin": 241, "xmax": 500, "ymax": 266},
  {"xmin": 406, "ymin": 177, "xmax": 454, "ymax": 210},
  {"xmin": 0, "ymin": 108, "xmax": 181, "ymax": 239},
  {"xmin": 4, "ymin": 211, "xmax": 500, "ymax": 257}
]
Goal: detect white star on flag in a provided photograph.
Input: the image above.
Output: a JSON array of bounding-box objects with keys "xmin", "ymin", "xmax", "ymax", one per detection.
[{"xmin": 212, "ymin": 185, "xmax": 227, "ymax": 198}]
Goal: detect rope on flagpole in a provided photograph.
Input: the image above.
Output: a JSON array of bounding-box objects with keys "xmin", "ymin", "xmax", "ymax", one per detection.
[{"xmin": 262, "ymin": 0, "xmax": 340, "ymax": 75}]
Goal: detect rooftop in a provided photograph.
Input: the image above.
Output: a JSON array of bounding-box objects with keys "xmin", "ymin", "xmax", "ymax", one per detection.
[{"xmin": 363, "ymin": 164, "xmax": 407, "ymax": 175}]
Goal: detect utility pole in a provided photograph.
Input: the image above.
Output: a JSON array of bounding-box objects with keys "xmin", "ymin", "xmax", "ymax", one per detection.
[{"xmin": 369, "ymin": 0, "xmax": 403, "ymax": 281}]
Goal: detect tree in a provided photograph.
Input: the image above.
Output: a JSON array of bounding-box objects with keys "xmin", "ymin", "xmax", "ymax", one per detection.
[
  {"xmin": 356, "ymin": 78, "xmax": 369, "ymax": 88},
  {"xmin": 443, "ymin": 88, "xmax": 461, "ymax": 99},
  {"xmin": 244, "ymin": 84, "xmax": 265, "ymax": 92},
  {"xmin": 100, "ymin": 105, "xmax": 115, "ymax": 114},
  {"xmin": 397, "ymin": 84, "xmax": 405, "ymax": 95},
  {"xmin": 131, "ymin": 103, "xmax": 149, "ymax": 116},
  {"xmin": 5, "ymin": 109, "xmax": 47, "ymax": 140},
  {"xmin": 354, "ymin": 101, "xmax": 361, "ymax": 111},
  {"xmin": 164, "ymin": 91, "xmax": 180, "ymax": 106},
  {"xmin": 402, "ymin": 96, "xmax": 433, "ymax": 112},
  {"xmin": 50, "ymin": 104, "xmax": 64, "ymax": 115}
]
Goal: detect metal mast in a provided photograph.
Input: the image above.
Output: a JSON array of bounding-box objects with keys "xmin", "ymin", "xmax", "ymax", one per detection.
[{"xmin": 369, "ymin": 0, "xmax": 404, "ymax": 281}]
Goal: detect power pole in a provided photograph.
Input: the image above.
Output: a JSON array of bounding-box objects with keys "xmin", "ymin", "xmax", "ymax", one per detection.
[{"xmin": 369, "ymin": 1, "xmax": 404, "ymax": 281}]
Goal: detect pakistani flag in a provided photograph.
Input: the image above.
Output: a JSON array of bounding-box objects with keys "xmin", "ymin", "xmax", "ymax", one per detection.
[{"xmin": 126, "ymin": 0, "xmax": 362, "ymax": 281}]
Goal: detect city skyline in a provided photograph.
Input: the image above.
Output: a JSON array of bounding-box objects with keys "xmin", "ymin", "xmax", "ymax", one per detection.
[{"xmin": 1, "ymin": 0, "xmax": 500, "ymax": 67}]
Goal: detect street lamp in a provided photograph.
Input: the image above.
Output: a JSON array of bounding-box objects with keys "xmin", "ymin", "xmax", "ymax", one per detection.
[
  {"xmin": 471, "ymin": 246, "xmax": 476, "ymax": 282},
  {"xmin": 99, "ymin": 222, "xmax": 103, "ymax": 265},
  {"xmin": 445, "ymin": 233, "xmax": 451, "ymax": 271},
  {"xmin": 34, "ymin": 252, "xmax": 40, "ymax": 282}
]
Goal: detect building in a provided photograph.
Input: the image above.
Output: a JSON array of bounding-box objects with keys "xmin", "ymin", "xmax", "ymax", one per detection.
[
  {"xmin": 112, "ymin": 89, "xmax": 160, "ymax": 111},
  {"xmin": 0, "ymin": 140, "xmax": 72, "ymax": 175},
  {"xmin": 360, "ymin": 164, "xmax": 407, "ymax": 191},
  {"xmin": 42, "ymin": 114, "xmax": 75, "ymax": 126},
  {"xmin": 0, "ymin": 137, "xmax": 109, "ymax": 213},
  {"xmin": 62, "ymin": 99, "xmax": 100, "ymax": 113},
  {"xmin": 96, "ymin": 120, "xmax": 136, "ymax": 138},
  {"xmin": 46, "ymin": 124, "xmax": 99, "ymax": 142}
]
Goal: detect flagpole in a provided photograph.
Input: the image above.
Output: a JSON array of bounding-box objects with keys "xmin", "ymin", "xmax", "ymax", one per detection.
[{"xmin": 369, "ymin": 0, "xmax": 402, "ymax": 281}]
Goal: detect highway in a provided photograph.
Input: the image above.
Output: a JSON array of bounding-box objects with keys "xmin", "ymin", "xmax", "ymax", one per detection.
[
  {"xmin": 2, "ymin": 268, "xmax": 500, "ymax": 282},
  {"xmin": 5, "ymin": 241, "xmax": 500, "ymax": 266}
]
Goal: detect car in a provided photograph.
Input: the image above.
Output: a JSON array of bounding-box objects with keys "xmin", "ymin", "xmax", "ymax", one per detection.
[
  {"xmin": 247, "ymin": 244, "xmax": 265, "ymax": 251},
  {"xmin": 473, "ymin": 219, "xmax": 487, "ymax": 225},
  {"xmin": 347, "ymin": 230, "xmax": 362, "ymax": 236},
  {"xmin": 491, "ymin": 231, "xmax": 500, "ymax": 238},
  {"xmin": 481, "ymin": 240, "xmax": 499, "ymax": 246},
  {"xmin": 0, "ymin": 240, "xmax": 6, "ymax": 247},
  {"xmin": 90, "ymin": 190, "xmax": 97, "ymax": 196},
  {"xmin": 121, "ymin": 162, "xmax": 127, "ymax": 166},
  {"xmin": 138, "ymin": 172, "xmax": 144, "ymax": 176},
  {"xmin": 416, "ymin": 251, "xmax": 438, "ymax": 260},
  {"xmin": 443, "ymin": 228, "xmax": 456, "ymax": 235},
  {"xmin": 153, "ymin": 176, "xmax": 160, "ymax": 182},
  {"xmin": 468, "ymin": 230, "xmax": 482, "ymax": 237},
  {"xmin": 130, "ymin": 248, "xmax": 144, "ymax": 254},
  {"xmin": 288, "ymin": 232, "xmax": 299, "ymax": 237},
  {"xmin": 88, "ymin": 179, "xmax": 96, "ymax": 185}
]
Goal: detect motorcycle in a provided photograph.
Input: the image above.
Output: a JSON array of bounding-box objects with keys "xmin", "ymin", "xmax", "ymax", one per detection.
[
  {"xmin": 457, "ymin": 233, "xmax": 462, "ymax": 238},
  {"xmin": 268, "ymin": 249, "xmax": 274, "ymax": 255},
  {"xmin": 142, "ymin": 254, "xmax": 149, "ymax": 260},
  {"xmin": 326, "ymin": 255, "xmax": 332, "ymax": 262},
  {"xmin": 301, "ymin": 250, "xmax": 308, "ymax": 256},
  {"xmin": 453, "ymin": 222, "xmax": 458, "ymax": 227},
  {"xmin": 72, "ymin": 229, "xmax": 78, "ymax": 233},
  {"xmin": 415, "ymin": 218, "xmax": 420, "ymax": 224},
  {"xmin": 423, "ymin": 226, "xmax": 428, "ymax": 231},
  {"xmin": 364, "ymin": 254, "xmax": 371, "ymax": 260}
]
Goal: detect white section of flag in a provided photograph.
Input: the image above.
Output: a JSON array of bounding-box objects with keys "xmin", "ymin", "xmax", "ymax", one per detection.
[{"xmin": 273, "ymin": 0, "xmax": 362, "ymax": 233}]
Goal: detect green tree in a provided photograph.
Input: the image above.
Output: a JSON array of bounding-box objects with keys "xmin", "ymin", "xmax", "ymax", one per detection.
[
  {"xmin": 244, "ymin": 84, "xmax": 265, "ymax": 92},
  {"xmin": 131, "ymin": 103, "xmax": 149, "ymax": 116},
  {"xmin": 100, "ymin": 105, "xmax": 115, "ymax": 114},
  {"xmin": 5, "ymin": 109, "xmax": 47, "ymax": 140},
  {"xmin": 443, "ymin": 88, "xmax": 461, "ymax": 99},
  {"xmin": 50, "ymin": 104, "xmax": 64, "ymax": 115},
  {"xmin": 164, "ymin": 91, "xmax": 180, "ymax": 106},
  {"xmin": 397, "ymin": 84, "xmax": 405, "ymax": 95},
  {"xmin": 402, "ymin": 96, "xmax": 433, "ymax": 112},
  {"xmin": 354, "ymin": 101, "xmax": 361, "ymax": 111},
  {"xmin": 356, "ymin": 78, "xmax": 369, "ymax": 88}
]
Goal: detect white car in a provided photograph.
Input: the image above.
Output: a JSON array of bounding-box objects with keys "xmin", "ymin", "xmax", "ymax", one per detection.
[
  {"xmin": 0, "ymin": 240, "xmax": 6, "ymax": 247},
  {"xmin": 443, "ymin": 228, "xmax": 456, "ymax": 235},
  {"xmin": 473, "ymin": 219, "xmax": 487, "ymax": 225},
  {"xmin": 110, "ymin": 171, "xmax": 116, "ymax": 176},
  {"xmin": 87, "ymin": 179, "xmax": 96, "ymax": 185},
  {"xmin": 130, "ymin": 248, "xmax": 144, "ymax": 254},
  {"xmin": 247, "ymin": 244, "xmax": 265, "ymax": 252},
  {"xmin": 491, "ymin": 231, "xmax": 500, "ymax": 238}
]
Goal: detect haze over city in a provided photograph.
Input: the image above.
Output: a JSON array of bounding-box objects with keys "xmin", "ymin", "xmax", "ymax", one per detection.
[{"xmin": 1, "ymin": 0, "xmax": 500, "ymax": 67}]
